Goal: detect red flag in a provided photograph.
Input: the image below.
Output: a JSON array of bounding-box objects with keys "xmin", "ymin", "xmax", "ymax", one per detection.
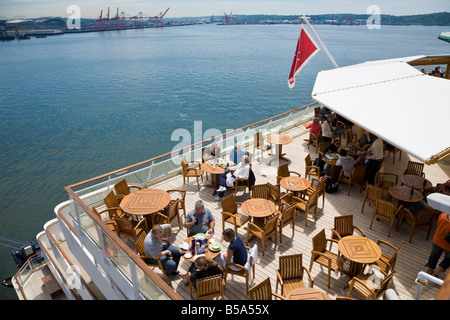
[{"xmin": 288, "ymin": 27, "xmax": 320, "ymax": 88}]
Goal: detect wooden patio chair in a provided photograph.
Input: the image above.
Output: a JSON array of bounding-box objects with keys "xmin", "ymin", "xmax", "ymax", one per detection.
[
  {"xmin": 403, "ymin": 160, "xmax": 425, "ymax": 178},
  {"xmin": 369, "ymin": 200, "xmax": 403, "ymax": 237},
  {"xmin": 276, "ymin": 253, "xmax": 314, "ymax": 296},
  {"xmin": 135, "ymin": 231, "xmax": 170, "ymax": 285},
  {"xmin": 276, "ymin": 163, "xmax": 302, "ymax": 184},
  {"xmin": 330, "ymin": 214, "xmax": 365, "ymax": 246},
  {"xmin": 181, "ymin": 156, "xmax": 203, "ymax": 191},
  {"xmin": 373, "ymin": 240, "xmax": 404, "ymax": 274},
  {"xmin": 190, "ymin": 274, "xmax": 225, "ymax": 300},
  {"xmin": 221, "ymin": 194, "xmax": 249, "ymax": 235},
  {"xmin": 397, "ymin": 208, "xmax": 438, "ymax": 243},
  {"xmin": 152, "ymin": 199, "xmax": 182, "ymax": 230},
  {"xmin": 319, "ymin": 141, "xmax": 331, "ymax": 154},
  {"xmin": 347, "ymin": 270, "xmax": 396, "ymax": 300},
  {"xmin": 246, "ymin": 213, "xmax": 279, "ymax": 256},
  {"xmin": 293, "ymin": 189, "xmax": 319, "ymax": 227},
  {"xmin": 252, "ymin": 131, "xmax": 271, "ymax": 163},
  {"xmin": 224, "ymin": 244, "xmax": 257, "ymax": 295},
  {"xmin": 113, "ymin": 216, "xmax": 148, "ymax": 243},
  {"xmin": 250, "ymin": 183, "xmax": 271, "ymax": 200},
  {"xmin": 309, "ymin": 229, "xmax": 340, "ymax": 288},
  {"xmin": 338, "ymin": 164, "xmax": 367, "ymax": 196},
  {"xmin": 383, "ymin": 143, "xmax": 402, "ymax": 164},
  {"xmin": 306, "ymin": 130, "xmax": 322, "ymax": 154},
  {"xmin": 92, "ymin": 207, "xmax": 116, "ymax": 232},
  {"xmin": 361, "ymin": 184, "xmax": 383, "ymax": 213},
  {"xmin": 249, "ymin": 277, "xmax": 285, "ymax": 300},
  {"xmin": 103, "ymin": 191, "xmax": 126, "ymax": 219},
  {"xmin": 167, "ymin": 186, "xmax": 186, "ymax": 218},
  {"xmin": 232, "ymin": 168, "xmax": 253, "ymax": 196},
  {"xmin": 376, "ymin": 172, "xmax": 399, "ymax": 199},
  {"xmin": 305, "ymin": 154, "xmax": 321, "ymax": 181},
  {"xmin": 303, "ymin": 176, "xmax": 327, "ymax": 207},
  {"xmin": 278, "ymin": 203, "xmax": 296, "ymax": 243},
  {"xmin": 113, "ymin": 178, "xmax": 141, "ymax": 202}
]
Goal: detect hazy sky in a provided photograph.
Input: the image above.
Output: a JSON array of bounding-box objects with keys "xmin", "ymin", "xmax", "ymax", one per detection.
[{"xmin": 1, "ymin": 0, "xmax": 449, "ymax": 19}]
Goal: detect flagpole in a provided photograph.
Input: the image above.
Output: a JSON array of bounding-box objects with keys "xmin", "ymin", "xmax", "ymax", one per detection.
[{"xmin": 301, "ymin": 16, "xmax": 339, "ymax": 68}]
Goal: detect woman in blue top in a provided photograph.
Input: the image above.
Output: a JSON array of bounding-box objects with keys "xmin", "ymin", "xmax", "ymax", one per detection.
[{"xmin": 222, "ymin": 228, "xmax": 248, "ymax": 267}]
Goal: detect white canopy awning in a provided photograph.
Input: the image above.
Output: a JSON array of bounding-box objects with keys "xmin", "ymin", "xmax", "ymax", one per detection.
[
  {"xmin": 427, "ymin": 193, "xmax": 450, "ymax": 214},
  {"xmin": 311, "ymin": 55, "xmax": 450, "ymax": 164}
]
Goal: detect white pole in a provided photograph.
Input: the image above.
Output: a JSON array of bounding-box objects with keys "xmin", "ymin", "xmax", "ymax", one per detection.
[{"xmin": 301, "ymin": 16, "xmax": 339, "ymax": 68}]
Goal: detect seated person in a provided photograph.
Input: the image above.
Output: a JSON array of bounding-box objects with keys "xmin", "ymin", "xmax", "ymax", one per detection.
[
  {"xmin": 221, "ymin": 228, "xmax": 248, "ymax": 270},
  {"xmin": 437, "ymin": 180, "xmax": 450, "ymax": 196},
  {"xmin": 318, "ymin": 106, "xmax": 330, "ymax": 121},
  {"xmin": 184, "ymin": 200, "xmax": 215, "ymax": 236},
  {"xmin": 183, "ymin": 256, "xmax": 223, "ymax": 288},
  {"xmin": 408, "ymin": 200, "xmax": 434, "ymax": 213},
  {"xmin": 351, "ymin": 133, "xmax": 371, "ymax": 152},
  {"xmin": 229, "ymin": 145, "xmax": 247, "ymax": 165},
  {"xmin": 203, "ymin": 142, "xmax": 222, "ymax": 161},
  {"xmin": 215, "ymin": 155, "xmax": 250, "ymax": 201},
  {"xmin": 305, "ymin": 117, "xmax": 322, "ymax": 141},
  {"xmin": 336, "ymin": 149, "xmax": 356, "ymax": 178},
  {"xmin": 324, "ymin": 138, "xmax": 341, "ymax": 154},
  {"xmin": 144, "ymin": 224, "xmax": 181, "ymax": 276}
]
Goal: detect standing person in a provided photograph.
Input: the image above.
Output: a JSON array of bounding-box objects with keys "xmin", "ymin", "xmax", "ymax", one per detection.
[
  {"xmin": 363, "ymin": 133, "xmax": 384, "ymax": 186},
  {"xmin": 425, "ymin": 212, "xmax": 450, "ymax": 278},
  {"xmin": 321, "ymin": 113, "xmax": 335, "ymax": 143},
  {"xmin": 221, "ymin": 228, "xmax": 248, "ymax": 268},
  {"xmin": 144, "ymin": 224, "xmax": 181, "ymax": 276},
  {"xmin": 184, "ymin": 200, "xmax": 215, "ymax": 236}
]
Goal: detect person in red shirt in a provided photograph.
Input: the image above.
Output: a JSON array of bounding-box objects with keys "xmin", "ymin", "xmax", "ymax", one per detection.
[
  {"xmin": 426, "ymin": 212, "xmax": 450, "ymax": 277},
  {"xmin": 305, "ymin": 117, "xmax": 322, "ymax": 143}
]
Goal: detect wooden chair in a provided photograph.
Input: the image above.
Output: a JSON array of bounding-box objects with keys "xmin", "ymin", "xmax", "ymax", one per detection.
[
  {"xmin": 253, "ymin": 131, "xmax": 271, "ymax": 163},
  {"xmin": 224, "ymin": 244, "xmax": 257, "ymax": 294},
  {"xmin": 189, "ymin": 274, "xmax": 225, "ymax": 300},
  {"xmin": 338, "ymin": 164, "xmax": 367, "ymax": 196},
  {"xmin": 303, "ymin": 176, "xmax": 327, "ymax": 207},
  {"xmin": 249, "ymin": 277, "xmax": 285, "ymax": 300},
  {"xmin": 330, "ymin": 215, "xmax": 365, "ymax": 244},
  {"xmin": 397, "ymin": 208, "xmax": 437, "ymax": 243},
  {"xmin": 373, "ymin": 240, "xmax": 404, "ymax": 274},
  {"xmin": 114, "ymin": 216, "xmax": 148, "ymax": 243},
  {"xmin": 376, "ymin": 172, "xmax": 399, "ymax": 199},
  {"xmin": 369, "ymin": 200, "xmax": 403, "ymax": 237},
  {"xmin": 347, "ymin": 270, "xmax": 396, "ymax": 300},
  {"xmin": 305, "ymin": 154, "xmax": 321, "ymax": 181},
  {"xmin": 246, "ymin": 213, "xmax": 278, "ymax": 256},
  {"xmin": 135, "ymin": 231, "xmax": 170, "ymax": 285},
  {"xmin": 276, "ymin": 163, "xmax": 302, "ymax": 184},
  {"xmin": 267, "ymin": 182, "xmax": 293, "ymax": 210},
  {"xmin": 276, "ymin": 254, "xmax": 314, "ymax": 296},
  {"xmin": 232, "ymin": 168, "xmax": 253, "ymax": 196},
  {"xmin": 336, "ymin": 296, "xmax": 357, "ymax": 300},
  {"xmin": 167, "ymin": 186, "xmax": 187, "ymax": 218},
  {"xmin": 92, "ymin": 207, "xmax": 116, "ymax": 232},
  {"xmin": 250, "ymin": 183, "xmax": 271, "ymax": 200},
  {"xmin": 181, "ymin": 156, "xmax": 203, "ymax": 191},
  {"xmin": 221, "ymin": 194, "xmax": 249, "ymax": 234},
  {"xmin": 403, "ymin": 160, "xmax": 425, "ymax": 178},
  {"xmin": 307, "ymin": 130, "xmax": 322, "ymax": 153},
  {"xmin": 113, "ymin": 178, "xmax": 141, "ymax": 202},
  {"xmin": 361, "ymin": 184, "xmax": 383, "ymax": 213},
  {"xmin": 278, "ymin": 203, "xmax": 296, "ymax": 243},
  {"xmin": 383, "ymin": 143, "xmax": 402, "ymax": 164},
  {"xmin": 293, "ymin": 189, "xmax": 319, "ymax": 227},
  {"xmin": 152, "ymin": 199, "xmax": 182, "ymax": 230},
  {"xmin": 332, "ymin": 120, "xmax": 346, "ymax": 141},
  {"xmin": 309, "ymin": 229, "xmax": 340, "ymax": 288},
  {"xmin": 319, "ymin": 141, "xmax": 332, "ymax": 154},
  {"xmin": 104, "ymin": 191, "xmax": 126, "ymax": 219}
]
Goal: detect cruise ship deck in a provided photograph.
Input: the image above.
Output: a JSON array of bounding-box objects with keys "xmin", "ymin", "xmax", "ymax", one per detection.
[{"xmin": 126, "ymin": 122, "xmax": 450, "ymax": 300}]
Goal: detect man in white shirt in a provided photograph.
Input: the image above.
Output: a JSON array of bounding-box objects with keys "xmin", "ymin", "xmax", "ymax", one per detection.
[
  {"xmin": 321, "ymin": 113, "xmax": 335, "ymax": 143},
  {"xmin": 364, "ymin": 133, "xmax": 384, "ymax": 185}
]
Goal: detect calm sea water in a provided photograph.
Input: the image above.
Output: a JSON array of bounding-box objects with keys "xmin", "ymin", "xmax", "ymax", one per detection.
[{"xmin": 0, "ymin": 23, "xmax": 447, "ymax": 299}]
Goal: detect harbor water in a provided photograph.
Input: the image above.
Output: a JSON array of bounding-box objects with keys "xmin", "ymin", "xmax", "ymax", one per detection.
[{"xmin": 0, "ymin": 23, "xmax": 448, "ymax": 299}]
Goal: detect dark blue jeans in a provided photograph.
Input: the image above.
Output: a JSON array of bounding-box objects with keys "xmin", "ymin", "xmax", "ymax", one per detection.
[
  {"xmin": 148, "ymin": 244, "xmax": 181, "ymax": 275},
  {"xmin": 426, "ymin": 243, "xmax": 450, "ymax": 271}
]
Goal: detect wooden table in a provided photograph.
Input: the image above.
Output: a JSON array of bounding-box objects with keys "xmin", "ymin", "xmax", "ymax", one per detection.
[
  {"xmin": 241, "ymin": 198, "xmax": 276, "ymax": 226},
  {"xmin": 280, "ymin": 176, "xmax": 311, "ymax": 196},
  {"xmin": 401, "ymin": 175, "xmax": 432, "ymax": 190},
  {"xmin": 120, "ymin": 189, "xmax": 171, "ymax": 226},
  {"xmin": 201, "ymin": 161, "xmax": 225, "ymax": 195},
  {"xmin": 338, "ymin": 236, "xmax": 382, "ymax": 278},
  {"xmin": 266, "ymin": 134, "xmax": 293, "ymax": 163},
  {"xmin": 286, "ymin": 287, "xmax": 332, "ymax": 300},
  {"xmin": 389, "ymin": 185, "xmax": 424, "ymax": 204},
  {"xmin": 180, "ymin": 235, "xmax": 222, "ymax": 262}
]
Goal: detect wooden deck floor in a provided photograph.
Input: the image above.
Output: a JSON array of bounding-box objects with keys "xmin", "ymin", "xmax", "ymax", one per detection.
[{"xmin": 143, "ymin": 124, "xmax": 450, "ymax": 300}]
